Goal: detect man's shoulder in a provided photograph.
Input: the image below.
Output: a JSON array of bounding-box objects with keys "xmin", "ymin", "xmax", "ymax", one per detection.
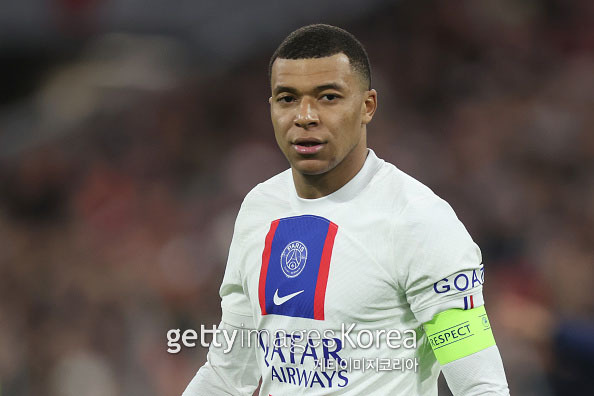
[
  {"xmin": 233, "ymin": 168, "xmax": 292, "ymax": 224},
  {"xmin": 371, "ymin": 158, "xmax": 440, "ymax": 213},
  {"xmin": 242, "ymin": 168, "xmax": 292, "ymax": 205},
  {"xmin": 373, "ymin": 158, "xmax": 466, "ymax": 235},
  {"xmin": 230, "ymin": 169, "xmax": 292, "ymax": 236}
]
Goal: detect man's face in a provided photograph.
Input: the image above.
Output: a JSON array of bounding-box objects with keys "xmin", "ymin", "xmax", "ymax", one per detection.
[{"xmin": 269, "ymin": 53, "xmax": 376, "ymax": 178}]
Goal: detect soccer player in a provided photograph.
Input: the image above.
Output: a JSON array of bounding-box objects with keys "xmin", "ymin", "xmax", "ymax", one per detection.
[{"xmin": 183, "ymin": 24, "xmax": 509, "ymax": 395}]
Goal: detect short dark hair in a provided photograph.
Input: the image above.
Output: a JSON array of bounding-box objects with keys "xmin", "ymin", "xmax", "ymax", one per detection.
[{"xmin": 269, "ymin": 24, "xmax": 371, "ymax": 89}]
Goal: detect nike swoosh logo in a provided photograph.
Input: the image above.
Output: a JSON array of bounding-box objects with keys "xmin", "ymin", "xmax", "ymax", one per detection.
[{"xmin": 273, "ymin": 289, "xmax": 305, "ymax": 305}]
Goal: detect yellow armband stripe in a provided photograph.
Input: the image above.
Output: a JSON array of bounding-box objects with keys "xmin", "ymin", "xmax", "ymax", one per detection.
[{"xmin": 423, "ymin": 305, "xmax": 496, "ymax": 365}]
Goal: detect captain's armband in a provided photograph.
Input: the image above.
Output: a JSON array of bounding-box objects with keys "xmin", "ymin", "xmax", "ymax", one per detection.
[{"xmin": 423, "ymin": 305, "xmax": 496, "ymax": 365}]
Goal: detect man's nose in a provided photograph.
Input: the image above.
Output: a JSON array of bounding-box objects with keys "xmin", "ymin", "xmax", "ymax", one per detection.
[{"xmin": 294, "ymin": 98, "xmax": 319, "ymax": 128}]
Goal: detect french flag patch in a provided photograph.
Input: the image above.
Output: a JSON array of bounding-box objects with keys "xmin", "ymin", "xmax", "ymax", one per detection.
[{"xmin": 463, "ymin": 295, "xmax": 475, "ymax": 310}]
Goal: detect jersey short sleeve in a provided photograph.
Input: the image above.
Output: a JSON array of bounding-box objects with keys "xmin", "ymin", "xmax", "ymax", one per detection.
[
  {"xmin": 219, "ymin": 205, "xmax": 256, "ymax": 329},
  {"xmin": 396, "ymin": 196, "xmax": 485, "ymax": 324}
]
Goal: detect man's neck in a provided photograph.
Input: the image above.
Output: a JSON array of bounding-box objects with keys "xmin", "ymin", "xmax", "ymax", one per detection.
[{"xmin": 292, "ymin": 146, "xmax": 368, "ymax": 199}]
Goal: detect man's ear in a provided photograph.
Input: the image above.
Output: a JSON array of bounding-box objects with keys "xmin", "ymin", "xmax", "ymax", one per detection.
[{"xmin": 361, "ymin": 89, "xmax": 378, "ymax": 125}]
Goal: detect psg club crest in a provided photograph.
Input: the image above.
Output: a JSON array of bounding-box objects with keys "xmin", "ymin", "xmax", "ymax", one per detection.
[
  {"xmin": 280, "ymin": 241, "xmax": 308, "ymax": 278},
  {"xmin": 258, "ymin": 215, "xmax": 338, "ymax": 320}
]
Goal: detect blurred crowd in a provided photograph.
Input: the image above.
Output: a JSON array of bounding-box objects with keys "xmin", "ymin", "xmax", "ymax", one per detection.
[{"xmin": 0, "ymin": 1, "xmax": 593, "ymax": 395}]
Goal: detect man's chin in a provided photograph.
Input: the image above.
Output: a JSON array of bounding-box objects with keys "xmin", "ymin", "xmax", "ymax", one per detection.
[{"xmin": 291, "ymin": 158, "xmax": 332, "ymax": 176}]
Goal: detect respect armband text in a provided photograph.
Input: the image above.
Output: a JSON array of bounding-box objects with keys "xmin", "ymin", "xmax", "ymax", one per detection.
[{"xmin": 423, "ymin": 305, "xmax": 496, "ymax": 364}]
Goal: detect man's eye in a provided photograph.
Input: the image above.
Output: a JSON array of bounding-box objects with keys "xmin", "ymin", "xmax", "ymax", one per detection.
[
  {"xmin": 322, "ymin": 94, "xmax": 338, "ymax": 101},
  {"xmin": 278, "ymin": 96, "xmax": 295, "ymax": 103}
]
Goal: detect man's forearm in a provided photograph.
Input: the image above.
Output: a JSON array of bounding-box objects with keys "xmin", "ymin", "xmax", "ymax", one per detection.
[
  {"xmin": 441, "ymin": 345, "xmax": 510, "ymax": 395},
  {"xmin": 182, "ymin": 321, "xmax": 260, "ymax": 396}
]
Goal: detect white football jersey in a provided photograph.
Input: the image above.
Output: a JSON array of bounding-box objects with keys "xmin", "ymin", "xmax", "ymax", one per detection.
[{"xmin": 219, "ymin": 149, "xmax": 485, "ymax": 395}]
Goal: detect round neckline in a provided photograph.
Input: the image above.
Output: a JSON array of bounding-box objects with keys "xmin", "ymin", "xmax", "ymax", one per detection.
[{"xmin": 289, "ymin": 149, "xmax": 382, "ymax": 205}]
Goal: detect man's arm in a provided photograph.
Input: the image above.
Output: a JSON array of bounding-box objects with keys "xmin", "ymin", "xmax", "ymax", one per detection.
[
  {"xmin": 441, "ymin": 345, "xmax": 509, "ymax": 395},
  {"xmin": 183, "ymin": 196, "xmax": 261, "ymax": 395},
  {"xmin": 393, "ymin": 196, "xmax": 509, "ymax": 393},
  {"xmin": 182, "ymin": 321, "xmax": 260, "ymax": 396},
  {"xmin": 424, "ymin": 307, "xmax": 509, "ymax": 395}
]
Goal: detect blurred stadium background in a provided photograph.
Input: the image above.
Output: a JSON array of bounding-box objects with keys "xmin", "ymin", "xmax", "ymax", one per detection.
[{"xmin": 0, "ymin": 0, "xmax": 593, "ymax": 395}]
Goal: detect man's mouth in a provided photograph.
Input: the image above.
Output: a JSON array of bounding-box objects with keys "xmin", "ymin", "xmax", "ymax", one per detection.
[
  {"xmin": 298, "ymin": 142, "xmax": 320, "ymax": 147},
  {"xmin": 292, "ymin": 140, "xmax": 325, "ymax": 154}
]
